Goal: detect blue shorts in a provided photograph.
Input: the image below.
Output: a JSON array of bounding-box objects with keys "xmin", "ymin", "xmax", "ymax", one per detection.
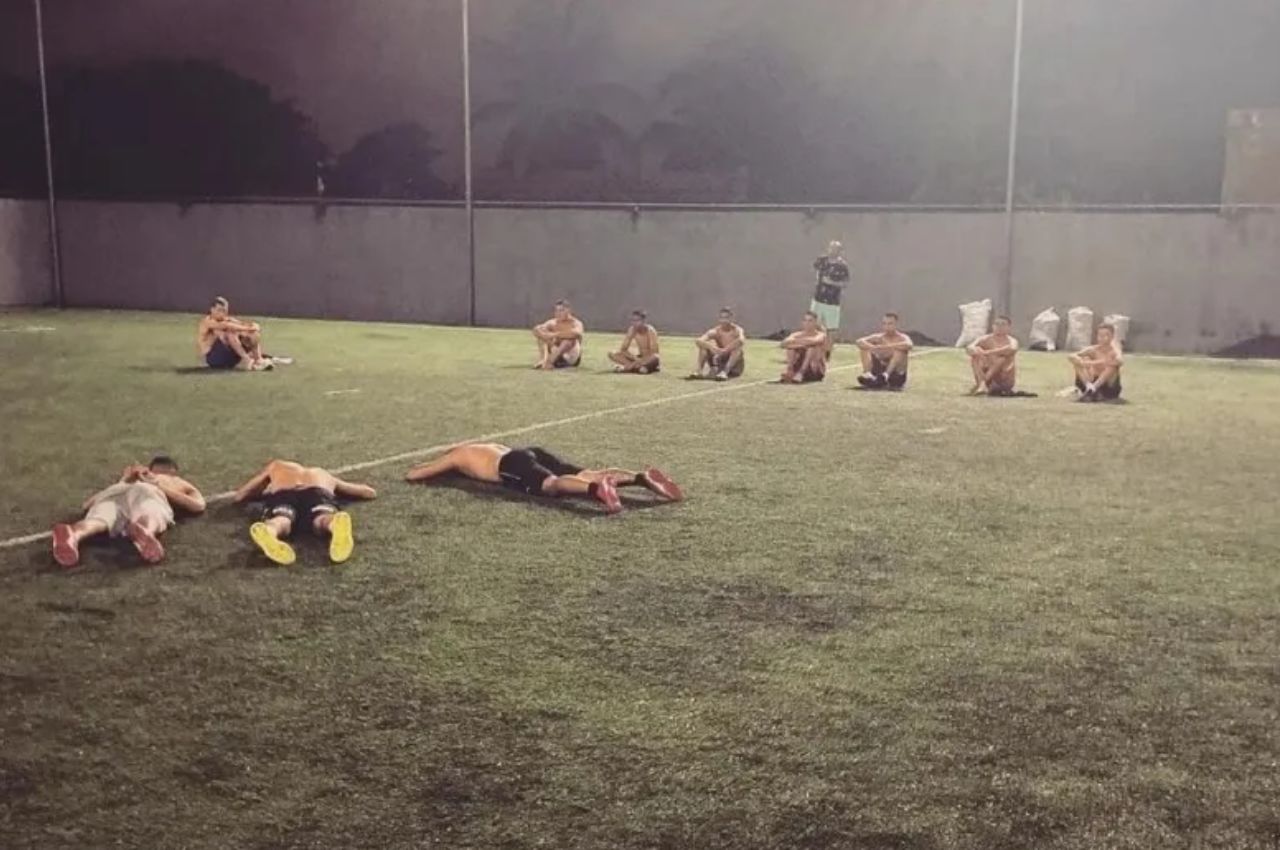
[{"xmin": 205, "ymin": 338, "xmax": 240, "ymax": 369}]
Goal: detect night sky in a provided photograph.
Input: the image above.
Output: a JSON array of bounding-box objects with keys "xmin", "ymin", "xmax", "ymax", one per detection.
[{"xmin": 2, "ymin": 0, "xmax": 1278, "ymax": 201}]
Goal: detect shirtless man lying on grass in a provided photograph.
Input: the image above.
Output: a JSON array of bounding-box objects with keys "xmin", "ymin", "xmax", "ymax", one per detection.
[
  {"xmin": 233, "ymin": 459, "xmax": 377, "ymax": 566},
  {"xmin": 52, "ymin": 456, "xmax": 206, "ymax": 568},
  {"xmin": 405, "ymin": 443, "xmax": 683, "ymax": 514}
]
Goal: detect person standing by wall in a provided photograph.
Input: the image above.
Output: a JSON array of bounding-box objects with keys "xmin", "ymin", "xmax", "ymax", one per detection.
[{"xmin": 811, "ymin": 240, "xmax": 850, "ymax": 355}]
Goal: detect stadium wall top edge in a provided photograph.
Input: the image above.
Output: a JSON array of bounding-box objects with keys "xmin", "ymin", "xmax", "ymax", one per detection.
[{"xmin": 23, "ymin": 196, "xmax": 1280, "ymax": 215}]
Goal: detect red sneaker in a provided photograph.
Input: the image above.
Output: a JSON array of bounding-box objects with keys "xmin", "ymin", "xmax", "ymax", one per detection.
[
  {"xmin": 52, "ymin": 524, "xmax": 79, "ymax": 568},
  {"xmin": 593, "ymin": 476, "xmax": 623, "ymax": 514},
  {"xmin": 642, "ymin": 468, "xmax": 684, "ymax": 502},
  {"xmin": 127, "ymin": 521, "xmax": 165, "ymax": 564}
]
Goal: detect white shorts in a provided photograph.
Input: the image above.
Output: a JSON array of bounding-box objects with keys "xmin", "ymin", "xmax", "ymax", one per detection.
[{"xmin": 84, "ymin": 483, "xmax": 174, "ymax": 537}]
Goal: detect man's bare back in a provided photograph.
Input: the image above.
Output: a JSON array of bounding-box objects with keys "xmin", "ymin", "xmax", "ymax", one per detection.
[
  {"xmin": 431, "ymin": 443, "xmax": 507, "ymax": 483},
  {"xmin": 262, "ymin": 460, "xmax": 342, "ymax": 494}
]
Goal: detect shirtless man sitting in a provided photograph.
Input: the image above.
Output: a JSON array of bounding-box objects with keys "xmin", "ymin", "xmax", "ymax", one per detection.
[
  {"xmin": 533, "ymin": 300, "xmax": 585, "ymax": 370},
  {"xmin": 780, "ymin": 311, "xmax": 829, "ymax": 384},
  {"xmin": 967, "ymin": 315, "xmax": 1020, "ymax": 395},
  {"xmin": 1069, "ymin": 322, "xmax": 1124, "ymax": 402},
  {"xmin": 51, "ymin": 456, "xmax": 206, "ymax": 568},
  {"xmin": 232, "ymin": 459, "xmax": 377, "ymax": 566},
  {"xmin": 405, "ymin": 443, "xmax": 684, "ymax": 515},
  {"xmin": 197, "ymin": 296, "xmax": 272, "ymax": 371},
  {"xmin": 855, "ymin": 312, "xmax": 914, "ymax": 389},
  {"xmin": 608, "ymin": 310, "xmax": 661, "ymax": 374},
  {"xmin": 691, "ymin": 307, "xmax": 746, "ymax": 381}
]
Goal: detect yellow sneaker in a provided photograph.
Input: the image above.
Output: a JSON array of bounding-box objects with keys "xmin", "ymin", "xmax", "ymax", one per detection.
[
  {"xmin": 328, "ymin": 511, "xmax": 354, "ymax": 564},
  {"xmin": 250, "ymin": 522, "xmax": 296, "ymax": 566}
]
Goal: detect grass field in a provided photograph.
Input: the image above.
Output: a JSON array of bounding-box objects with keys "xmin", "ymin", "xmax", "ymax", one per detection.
[{"xmin": 1, "ymin": 310, "xmax": 1278, "ymax": 850}]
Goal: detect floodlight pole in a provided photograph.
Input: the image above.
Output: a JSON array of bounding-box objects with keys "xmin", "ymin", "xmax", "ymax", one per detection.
[
  {"xmin": 462, "ymin": 0, "xmax": 476, "ymax": 326},
  {"xmin": 1000, "ymin": 0, "xmax": 1025, "ymax": 319},
  {"xmin": 33, "ymin": 0, "xmax": 64, "ymax": 308}
]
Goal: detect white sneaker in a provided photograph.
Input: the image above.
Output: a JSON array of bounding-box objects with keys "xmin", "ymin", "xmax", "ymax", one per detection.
[{"xmin": 716, "ymin": 371, "xmax": 728, "ymax": 382}]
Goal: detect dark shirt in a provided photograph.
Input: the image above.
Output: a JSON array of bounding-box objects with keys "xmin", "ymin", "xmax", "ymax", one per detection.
[{"xmin": 813, "ymin": 256, "xmax": 850, "ymax": 305}]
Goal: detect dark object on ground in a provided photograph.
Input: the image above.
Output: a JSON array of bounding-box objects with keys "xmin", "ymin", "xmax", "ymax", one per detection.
[
  {"xmin": 1213, "ymin": 335, "xmax": 1280, "ymax": 359},
  {"xmin": 986, "ymin": 389, "xmax": 1039, "ymax": 398},
  {"xmin": 906, "ymin": 330, "xmax": 944, "ymax": 347},
  {"xmin": 764, "ymin": 329, "xmax": 789, "ymax": 341}
]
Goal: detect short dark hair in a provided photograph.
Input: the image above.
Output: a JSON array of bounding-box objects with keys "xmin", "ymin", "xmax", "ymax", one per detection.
[
  {"xmin": 149, "ymin": 455, "xmax": 178, "ymax": 472},
  {"xmin": 995, "ymin": 314, "xmax": 1012, "ymax": 323},
  {"xmin": 719, "ymin": 307, "xmax": 734, "ymax": 316},
  {"xmin": 803, "ymin": 310, "xmax": 819, "ymax": 320},
  {"xmin": 554, "ymin": 299, "xmax": 570, "ymax": 308},
  {"xmin": 884, "ymin": 312, "xmax": 900, "ymax": 321},
  {"xmin": 1098, "ymin": 322, "xmax": 1116, "ymax": 333},
  {"xmin": 211, "ymin": 296, "xmax": 228, "ymax": 309},
  {"xmin": 631, "ymin": 309, "xmax": 647, "ymax": 321}
]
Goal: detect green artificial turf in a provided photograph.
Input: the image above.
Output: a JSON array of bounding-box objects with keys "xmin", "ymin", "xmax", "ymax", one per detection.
[{"xmin": 1, "ymin": 310, "xmax": 1278, "ymax": 849}]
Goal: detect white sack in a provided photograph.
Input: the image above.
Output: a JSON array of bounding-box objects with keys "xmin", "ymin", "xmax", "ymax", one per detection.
[{"xmin": 955, "ymin": 298, "xmax": 993, "ymax": 348}]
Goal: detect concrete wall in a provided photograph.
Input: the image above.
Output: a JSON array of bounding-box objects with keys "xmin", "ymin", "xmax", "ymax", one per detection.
[
  {"xmin": 1012, "ymin": 211, "xmax": 1280, "ymax": 353},
  {"xmin": 0, "ymin": 200, "xmax": 53, "ymax": 307},
  {"xmin": 52, "ymin": 201, "xmax": 1280, "ymax": 352},
  {"xmin": 58, "ymin": 201, "xmax": 471, "ymax": 324},
  {"xmin": 473, "ymin": 208, "xmax": 1004, "ymax": 341}
]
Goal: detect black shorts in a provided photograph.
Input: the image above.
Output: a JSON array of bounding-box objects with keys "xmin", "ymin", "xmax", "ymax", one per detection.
[
  {"xmin": 1076, "ymin": 377, "xmax": 1122, "ymax": 400},
  {"xmin": 871, "ymin": 356, "xmax": 908, "ymax": 388},
  {"xmin": 553, "ymin": 349, "xmax": 582, "ymax": 369},
  {"xmin": 206, "ymin": 338, "xmax": 240, "ymax": 369},
  {"xmin": 262, "ymin": 487, "xmax": 338, "ymax": 530},
  {"xmin": 711, "ymin": 352, "xmax": 745, "ymax": 378},
  {"xmin": 497, "ymin": 447, "xmax": 583, "ymax": 495}
]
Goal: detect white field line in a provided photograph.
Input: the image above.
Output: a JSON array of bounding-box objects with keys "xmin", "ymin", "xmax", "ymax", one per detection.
[{"xmin": 2, "ymin": 349, "xmax": 947, "ymax": 552}]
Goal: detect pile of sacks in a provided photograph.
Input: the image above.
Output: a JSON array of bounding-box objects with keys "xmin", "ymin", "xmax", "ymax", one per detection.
[{"xmin": 954, "ymin": 301, "xmax": 1131, "ymax": 351}]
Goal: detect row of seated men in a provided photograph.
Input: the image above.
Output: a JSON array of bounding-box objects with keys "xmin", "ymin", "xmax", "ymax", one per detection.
[
  {"xmin": 195, "ymin": 294, "xmax": 1121, "ymax": 397},
  {"xmin": 533, "ymin": 299, "xmax": 1124, "ymax": 398}
]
